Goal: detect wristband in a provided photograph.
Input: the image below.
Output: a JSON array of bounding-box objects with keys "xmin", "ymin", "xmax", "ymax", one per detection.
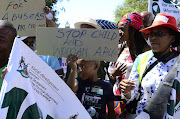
[{"xmin": 46, "ymin": 12, "xmax": 53, "ymax": 20}]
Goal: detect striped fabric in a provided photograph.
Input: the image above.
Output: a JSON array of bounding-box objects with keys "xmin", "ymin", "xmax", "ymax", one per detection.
[{"xmin": 96, "ymin": 19, "xmax": 118, "ymax": 30}]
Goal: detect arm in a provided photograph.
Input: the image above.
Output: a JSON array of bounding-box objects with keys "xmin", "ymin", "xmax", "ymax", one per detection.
[
  {"xmin": 107, "ymin": 101, "xmax": 116, "ymax": 119},
  {"xmin": 120, "ymin": 61, "xmax": 140, "ymax": 100},
  {"xmin": 55, "ymin": 68, "xmax": 65, "ymax": 80},
  {"xmin": 66, "ymin": 54, "xmax": 79, "ymax": 93},
  {"xmin": 44, "ymin": 6, "xmax": 57, "ymax": 28}
]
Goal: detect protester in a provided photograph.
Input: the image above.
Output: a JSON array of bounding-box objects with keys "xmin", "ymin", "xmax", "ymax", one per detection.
[
  {"xmin": 140, "ymin": 11, "xmax": 153, "ymax": 28},
  {"xmin": 120, "ymin": 13, "xmax": 180, "ymax": 118},
  {"xmin": 66, "ymin": 54, "xmax": 116, "ymax": 119},
  {"xmin": 141, "ymin": 11, "xmax": 153, "ymax": 49},
  {"xmin": 0, "ymin": 20, "xmax": 17, "ymax": 89},
  {"xmin": 107, "ymin": 12, "xmax": 149, "ymax": 118}
]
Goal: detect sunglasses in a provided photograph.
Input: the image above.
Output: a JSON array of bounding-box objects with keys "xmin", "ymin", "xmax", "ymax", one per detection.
[{"xmin": 147, "ymin": 31, "xmax": 169, "ymax": 38}]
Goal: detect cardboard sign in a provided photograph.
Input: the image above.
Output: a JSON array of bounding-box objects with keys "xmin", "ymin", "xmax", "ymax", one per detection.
[
  {"xmin": 0, "ymin": 0, "xmax": 46, "ymax": 36},
  {"xmin": 149, "ymin": 0, "xmax": 180, "ymax": 30},
  {"xmin": 0, "ymin": 38, "xmax": 91, "ymax": 119},
  {"xmin": 36, "ymin": 28, "xmax": 119, "ymax": 62}
]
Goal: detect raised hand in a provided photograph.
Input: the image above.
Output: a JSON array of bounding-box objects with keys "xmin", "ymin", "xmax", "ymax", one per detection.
[
  {"xmin": 110, "ymin": 62, "xmax": 127, "ymax": 78},
  {"xmin": 66, "ymin": 54, "xmax": 78, "ymax": 70}
]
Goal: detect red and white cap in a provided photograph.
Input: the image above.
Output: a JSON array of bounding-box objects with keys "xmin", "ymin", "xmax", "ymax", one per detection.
[{"xmin": 140, "ymin": 13, "xmax": 180, "ymax": 34}]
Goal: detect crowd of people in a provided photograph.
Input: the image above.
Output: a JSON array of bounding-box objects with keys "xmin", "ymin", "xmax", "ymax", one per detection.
[{"xmin": 0, "ymin": 4, "xmax": 180, "ymax": 119}]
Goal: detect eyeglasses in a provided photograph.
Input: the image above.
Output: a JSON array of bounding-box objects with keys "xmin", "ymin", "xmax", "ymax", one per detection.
[{"xmin": 147, "ymin": 31, "xmax": 169, "ymax": 38}]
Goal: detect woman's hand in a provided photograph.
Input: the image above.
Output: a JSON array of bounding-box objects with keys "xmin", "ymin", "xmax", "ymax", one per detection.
[
  {"xmin": 44, "ymin": 6, "xmax": 53, "ymax": 16},
  {"xmin": 110, "ymin": 62, "xmax": 127, "ymax": 77},
  {"xmin": 120, "ymin": 79, "xmax": 135, "ymax": 99},
  {"xmin": 44, "ymin": 6, "xmax": 57, "ymax": 27}
]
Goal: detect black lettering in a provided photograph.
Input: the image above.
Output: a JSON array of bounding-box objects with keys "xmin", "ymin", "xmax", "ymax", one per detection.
[
  {"xmin": 110, "ymin": 32, "xmax": 117, "ymax": 41},
  {"xmin": 79, "ymin": 30, "xmax": 87, "ymax": 38},
  {"xmin": 103, "ymin": 31, "xmax": 108, "ymax": 39},
  {"xmin": 56, "ymin": 30, "xmax": 64, "ymax": 39},
  {"xmin": 12, "ymin": 13, "xmax": 17, "ymax": 21},
  {"xmin": 72, "ymin": 31, "xmax": 80, "ymax": 38},
  {"xmin": 29, "ymin": 14, "xmax": 35, "ymax": 19},
  {"xmin": 40, "ymin": 13, "xmax": 45, "ymax": 20},
  {"xmin": 24, "ymin": 13, "xmax": 28, "ymax": 20},
  {"xmin": 75, "ymin": 39, "xmax": 83, "ymax": 46},
  {"xmin": 106, "ymin": 31, "xmax": 111, "ymax": 40},
  {"xmin": 18, "ymin": 13, "xmax": 23, "ymax": 19},
  {"xmin": 19, "ymin": 3, "xmax": 23, "ymax": 8},
  {"xmin": 2, "ymin": 13, "xmax": 8, "ymax": 21},
  {"xmin": 35, "ymin": 12, "xmax": 44, "ymax": 20},
  {"xmin": 63, "ymin": 39, "xmax": 73, "ymax": 46},
  {"xmin": 94, "ymin": 47, "xmax": 101, "ymax": 56},
  {"xmin": 91, "ymin": 30, "xmax": 98, "ymax": 38},
  {"xmin": 99, "ymin": 30, "xmax": 104, "ymax": 38},
  {"xmin": 66, "ymin": 30, "xmax": 74, "ymax": 39},
  {"xmin": 102, "ymin": 47, "xmax": 110, "ymax": 57},
  {"xmin": 17, "ymin": 24, "xmax": 26, "ymax": 31},
  {"xmin": 6, "ymin": 1, "xmax": 15, "ymax": 11}
]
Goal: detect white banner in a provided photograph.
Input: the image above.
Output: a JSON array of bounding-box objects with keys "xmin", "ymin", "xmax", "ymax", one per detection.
[
  {"xmin": 0, "ymin": 39, "xmax": 91, "ymax": 119},
  {"xmin": 148, "ymin": 0, "xmax": 180, "ymax": 30}
]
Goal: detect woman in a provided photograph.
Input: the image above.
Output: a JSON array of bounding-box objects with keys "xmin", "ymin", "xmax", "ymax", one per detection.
[
  {"xmin": 120, "ymin": 13, "xmax": 180, "ymax": 118},
  {"xmin": 108, "ymin": 12, "xmax": 150, "ymax": 118}
]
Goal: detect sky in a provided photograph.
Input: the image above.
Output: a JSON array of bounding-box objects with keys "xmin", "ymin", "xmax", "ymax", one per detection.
[{"xmin": 53, "ymin": 0, "xmax": 123, "ymax": 28}]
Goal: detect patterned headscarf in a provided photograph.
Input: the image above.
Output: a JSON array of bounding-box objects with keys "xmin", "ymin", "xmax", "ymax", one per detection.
[
  {"xmin": 96, "ymin": 19, "xmax": 118, "ymax": 29},
  {"xmin": 120, "ymin": 12, "xmax": 144, "ymax": 30}
]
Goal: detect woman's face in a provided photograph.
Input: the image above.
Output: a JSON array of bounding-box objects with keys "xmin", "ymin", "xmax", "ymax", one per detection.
[
  {"xmin": 149, "ymin": 26, "xmax": 175, "ymax": 53},
  {"xmin": 118, "ymin": 22, "xmax": 129, "ymax": 42}
]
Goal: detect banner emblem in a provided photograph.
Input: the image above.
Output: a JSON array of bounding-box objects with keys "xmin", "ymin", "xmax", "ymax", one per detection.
[{"xmin": 17, "ymin": 56, "xmax": 29, "ymax": 78}]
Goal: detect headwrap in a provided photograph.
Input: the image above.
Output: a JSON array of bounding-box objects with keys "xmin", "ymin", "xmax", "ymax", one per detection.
[
  {"xmin": 120, "ymin": 12, "xmax": 144, "ymax": 30},
  {"xmin": 96, "ymin": 19, "xmax": 118, "ymax": 29}
]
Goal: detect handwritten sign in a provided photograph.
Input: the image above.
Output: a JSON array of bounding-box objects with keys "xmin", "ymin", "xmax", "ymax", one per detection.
[
  {"xmin": 0, "ymin": 0, "xmax": 46, "ymax": 36},
  {"xmin": 36, "ymin": 28, "xmax": 119, "ymax": 62},
  {"xmin": 149, "ymin": 0, "xmax": 180, "ymax": 30}
]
